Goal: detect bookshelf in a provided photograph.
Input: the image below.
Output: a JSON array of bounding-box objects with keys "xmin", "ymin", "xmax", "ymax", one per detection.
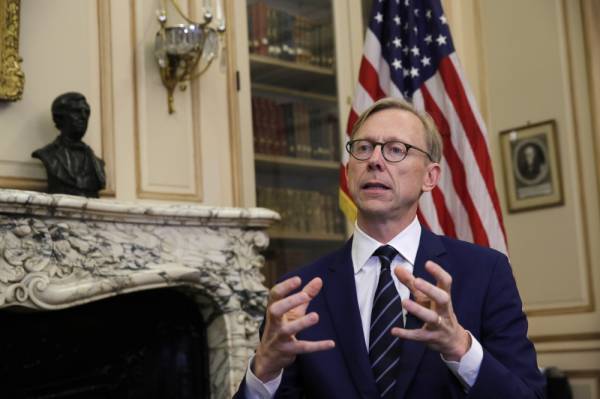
[{"xmin": 246, "ymin": 0, "xmax": 348, "ymax": 286}]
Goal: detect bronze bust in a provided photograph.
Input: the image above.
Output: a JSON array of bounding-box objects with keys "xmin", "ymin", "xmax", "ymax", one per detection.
[{"xmin": 32, "ymin": 92, "xmax": 106, "ymax": 198}]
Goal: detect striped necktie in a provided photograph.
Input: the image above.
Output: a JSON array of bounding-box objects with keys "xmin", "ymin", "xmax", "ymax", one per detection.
[{"xmin": 369, "ymin": 245, "xmax": 403, "ymax": 398}]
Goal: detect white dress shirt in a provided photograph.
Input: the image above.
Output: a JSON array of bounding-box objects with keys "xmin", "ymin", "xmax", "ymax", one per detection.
[{"xmin": 244, "ymin": 217, "xmax": 483, "ymax": 398}]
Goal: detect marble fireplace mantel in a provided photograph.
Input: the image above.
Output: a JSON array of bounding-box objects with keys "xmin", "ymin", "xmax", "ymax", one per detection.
[{"xmin": 0, "ymin": 189, "xmax": 280, "ymax": 399}]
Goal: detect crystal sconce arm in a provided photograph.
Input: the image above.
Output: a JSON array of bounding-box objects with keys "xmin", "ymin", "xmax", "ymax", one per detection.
[{"xmin": 154, "ymin": 0, "xmax": 226, "ymax": 113}]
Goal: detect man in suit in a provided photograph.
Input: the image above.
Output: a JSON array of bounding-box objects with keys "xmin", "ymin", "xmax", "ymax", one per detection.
[{"xmin": 237, "ymin": 97, "xmax": 545, "ymax": 398}]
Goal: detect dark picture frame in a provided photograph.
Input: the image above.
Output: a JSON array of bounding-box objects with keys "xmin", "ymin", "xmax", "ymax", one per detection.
[{"xmin": 499, "ymin": 120, "xmax": 564, "ymax": 213}]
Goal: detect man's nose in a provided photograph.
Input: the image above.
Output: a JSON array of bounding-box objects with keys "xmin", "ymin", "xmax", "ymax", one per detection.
[{"xmin": 367, "ymin": 145, "xmax": 385, "ymax": 170}]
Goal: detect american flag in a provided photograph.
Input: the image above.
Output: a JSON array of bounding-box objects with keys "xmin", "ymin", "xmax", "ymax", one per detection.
[{"xmin": 339, "ymin": 0, "xmax": 507, "ymax": 254}]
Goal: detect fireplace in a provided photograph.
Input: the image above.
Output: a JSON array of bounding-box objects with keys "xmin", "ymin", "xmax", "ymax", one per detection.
[
  {"xmin": 0, "ymin": 189, "xmax": 279, "ymax": 399},
  {"xmin": 2, "ymin": 289, "xmax": 210, "ymax": 398}
]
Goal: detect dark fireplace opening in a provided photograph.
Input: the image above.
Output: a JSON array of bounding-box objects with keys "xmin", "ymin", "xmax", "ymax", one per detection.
[{"xmin": 0, "ymin": 289, "xmax": 210, "ymax": 399}]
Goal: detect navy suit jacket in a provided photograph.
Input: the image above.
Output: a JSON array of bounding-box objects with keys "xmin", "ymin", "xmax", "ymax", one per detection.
[{"xmin": 236, "ymin": 229, "xmax": 546, "ymax": 399}]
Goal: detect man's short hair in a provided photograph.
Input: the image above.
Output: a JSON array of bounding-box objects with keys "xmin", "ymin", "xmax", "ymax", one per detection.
[{"xmin": 350, "ymin": 97, "xmax": 443, "ymax": 163}]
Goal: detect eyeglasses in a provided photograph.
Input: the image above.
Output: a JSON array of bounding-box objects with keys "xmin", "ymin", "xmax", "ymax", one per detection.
[{"xmin": 346, "ymin": 139, "xmax": 433, "ymax": 163}]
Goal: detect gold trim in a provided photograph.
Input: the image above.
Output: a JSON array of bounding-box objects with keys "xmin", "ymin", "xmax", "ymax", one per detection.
[
  {"xmin": 580, "ymin": 0, "xmax": 600, "ymax": 227},
  {"xmin": 97, "ymin": 0, "xmax": 116, "ymax": 197},
  {"xmin": 225, "ymin": 0, "xmax": 242, "ymax": 206},
  {"xmin": 526, "ymin": 304, "xmax": 593, "ymax": 318},
  {"xmin": 130, "ymin": 0, "xmax": 203, "ymax": 202},
  {"xmin": 0, "ymin": 0, "xmax": 24, "ymax": 101},
  {"xmin": 537, "ymin": 347, "xmax": 600, "ymax": 354},
  {"xmin": 137, "ymin": 191, "xmax": 204, "ymax": 201},
  {"xmin": 0, "ymin": 176, "xmax": 45, "ymax": 191},
  {"xmin": 531, "ymin": 332, "xmax": 600, "ymax": 344}
]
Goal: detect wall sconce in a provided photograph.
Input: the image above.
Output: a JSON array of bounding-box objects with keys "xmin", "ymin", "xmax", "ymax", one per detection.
[{"xmin": 154, "ymin": 0, "xmax": 226, "ymax": 114}]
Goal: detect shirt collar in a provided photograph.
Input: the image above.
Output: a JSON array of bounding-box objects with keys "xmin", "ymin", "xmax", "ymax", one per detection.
[{"xmin": 351, "ymin": 217, "xmax": 421, "ymax": 274}]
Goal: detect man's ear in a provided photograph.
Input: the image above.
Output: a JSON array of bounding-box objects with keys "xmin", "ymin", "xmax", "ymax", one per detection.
[
  {"xmin": 344, "ymin": 163, "xmax": 349, "ymax": 182},
  {"xmin": 422, "ymin": 162, "xmax": 441, "ymax": 193}
]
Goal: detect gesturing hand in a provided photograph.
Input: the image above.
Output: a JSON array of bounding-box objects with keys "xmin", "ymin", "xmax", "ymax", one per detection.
[
  {"xmin": 253, "ymin": 276, "xmax": 335, "ymax": 382},
  {"xmin": 392, "ymin": 261, "xmax": 471, "ymax": 361}
]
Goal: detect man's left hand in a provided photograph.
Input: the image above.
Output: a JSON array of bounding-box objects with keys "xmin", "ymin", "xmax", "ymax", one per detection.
[{"xmin": 392, "ymin": 260, "xmax": 471, "ymax": 361}]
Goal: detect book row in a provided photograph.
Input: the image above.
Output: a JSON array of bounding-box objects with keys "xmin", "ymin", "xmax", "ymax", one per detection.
[
  {"xmin": 257, "ymin": 186, "xmax": 345, "ymax": 236},
  {"xmin": 252, "ymin": 96, "xmax": 340, "ymax": 160},
  {"xmin": 247, "ymin": 1, "xmax": 334, "ymax": 68}
]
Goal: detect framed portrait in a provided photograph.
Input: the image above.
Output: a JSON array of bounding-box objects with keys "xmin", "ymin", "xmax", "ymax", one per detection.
[
  {"xmin": 0, "ymin": 0, "xmax": 25, "ymax": 101},
  {"xmin": 499, "ymin": 120, "xmax": 564, "ymax": 213}
]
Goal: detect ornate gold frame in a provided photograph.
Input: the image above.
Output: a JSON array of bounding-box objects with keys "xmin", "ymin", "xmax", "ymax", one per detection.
[{"xmin": 0, "ymin": 0, "xmax": 24, "ymax": 101}]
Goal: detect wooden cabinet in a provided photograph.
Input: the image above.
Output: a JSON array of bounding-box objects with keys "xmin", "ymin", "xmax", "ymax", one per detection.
[{"xmin": 236, "ymin": 0, "xmax": 365, "ymax": 286}]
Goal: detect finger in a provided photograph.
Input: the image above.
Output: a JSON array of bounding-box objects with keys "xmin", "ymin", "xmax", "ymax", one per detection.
[
  {"xmin": 402, "ymin": 298, "xmax": 439, "ymax": 325},
  {"xmin": 281, "ymin": 339, "xmax": 335, "ymax": 354},
  {"xmin": 413, "ymin": 277, "xmax": 451, "ymax": 310},
  {"xmin": 396, "ymin": 267, "xmax": 430, "ymax": 306},
  {"xmin": 391, "ymin": 326, "xmax": 436, "ymax": 342},
  {"xmin": 425, "ymin": 261, "xmax": 452, "ymax": 293},
  {"xmin": 280, "ymin": 312, "xmax": 320, "ymax": 336},
  {"xmin": 301, "ymin": 277, "xmax": 324, "ymax": 300},
  {"xmin": 270, "ymin": 276, "xmax": 302, "ymax": 303},
  {"xmin": 394, "ymin": 266, "xmax": 414, "ymax": 289},
  {"xmin": 269, "ymin": 290, "xmax": 312, "ymax": 318}
]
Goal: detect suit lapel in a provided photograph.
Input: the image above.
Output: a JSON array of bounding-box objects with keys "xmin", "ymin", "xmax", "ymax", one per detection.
[
  {"xmin": 394, "ymin": 228, "xmax": 447, "ymax": 399},
  {"xmin": 324, "ymin": 238, "xmax": 379, "ymax": 399}
]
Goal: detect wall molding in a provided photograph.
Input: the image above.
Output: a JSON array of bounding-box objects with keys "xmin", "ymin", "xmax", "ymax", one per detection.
[
  {"xmin": 519, "ymin": 0, "xmax": 597, "ymax": 317},
  {"xmin": 531, "ymin": 332, "xmax": 600, "ymax": 344},
  {"xmin": 225, "ymin": 0, "xmax": 243, "ymax": 207},
  {"xmin": 0, "ymin": 176, "xmax": 44, "ymax": 191},
  {"xmin": 580, "ymin": 0, "xmax": 600, "ymax": 225},
  {"xmin": 130, "ymin": 0, "xmax": 203, "ymax": 202},
  {"xmin": 97, "ymin": 0, "xmax": 116, "ymax": 197},
  {"xmin": 537, "ymin": 347, "xmax": 600, "ymax": 355}
]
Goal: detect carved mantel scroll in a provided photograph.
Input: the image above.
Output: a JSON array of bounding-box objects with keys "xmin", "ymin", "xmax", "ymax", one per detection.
[
  {"xmin": 0, "ymin": 189, "xmax": 279, "ymax": 399},
  {"xmin": 0, "ymin": 0, "xmax": 24, "ymax": 101}
]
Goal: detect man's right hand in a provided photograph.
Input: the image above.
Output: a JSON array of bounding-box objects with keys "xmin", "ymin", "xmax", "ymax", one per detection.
[{"xmin": 252, "ymin": 276, "xmax": 335, "ymax": 383}]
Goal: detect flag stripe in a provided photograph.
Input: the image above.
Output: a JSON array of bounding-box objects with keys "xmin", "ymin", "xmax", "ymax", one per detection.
[
  {"xmin": 437, "ymin": 58, "xmax": 506, "ymax": 241},
  {"xmin": 424, "ymin": 74, "xmax": 507, "ymax": 253},
  {"xmin": 449, "ymin": 53, "xmax": 489, "ymax": 147},
  {"xmin": 429, "ymin": 187, "xmax": 458, "ymax": 238},
  {"xmin": 421, "ymin": 85, "xmax": 489, "ymax": 246},
  {"xmin": 416, "ymin": 81, "xmax": 473, "ymax": 242},
  {"xmin": 359, "ymin": 57, "xmax": 387, "ymax": 101}
]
